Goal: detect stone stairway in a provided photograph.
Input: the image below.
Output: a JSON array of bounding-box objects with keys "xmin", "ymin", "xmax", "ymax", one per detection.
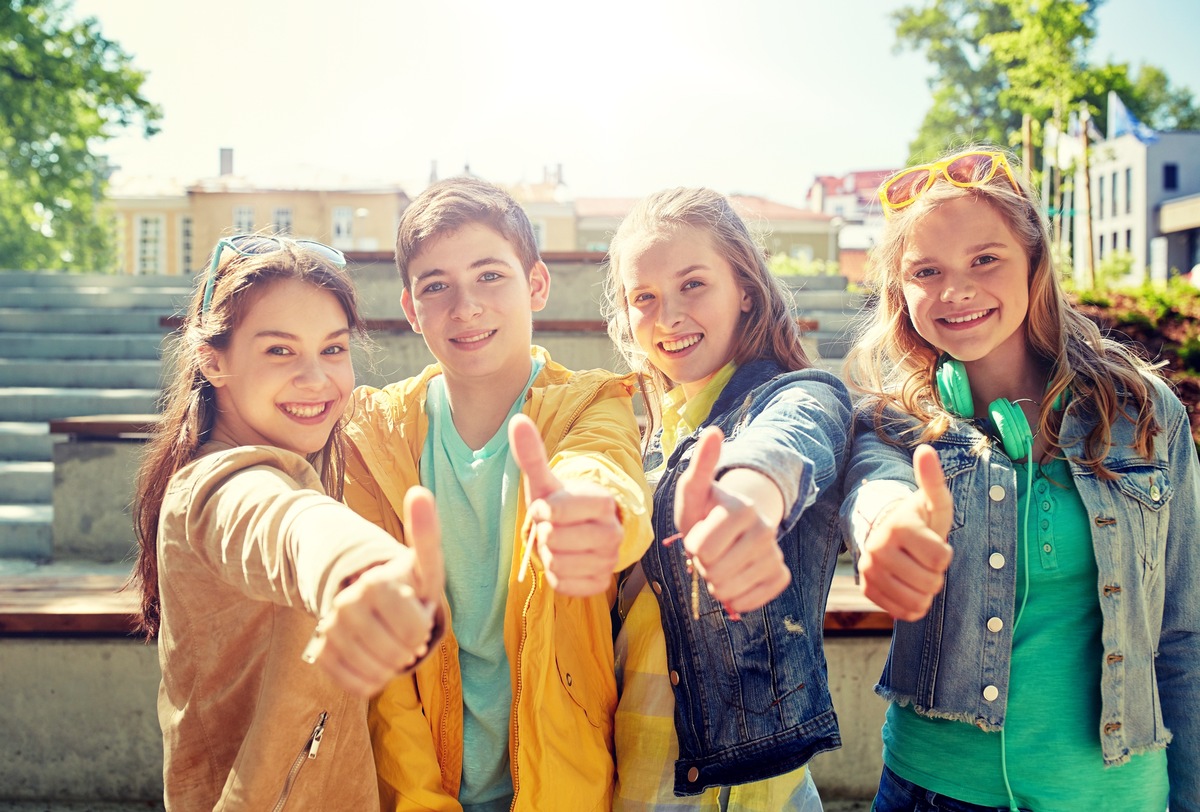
[{"xmin": 0, "ymin": 272, "xmax": 193, "ymax": 561}]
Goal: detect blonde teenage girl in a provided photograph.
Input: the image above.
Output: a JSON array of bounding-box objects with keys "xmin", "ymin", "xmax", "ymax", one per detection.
[
  {"xmin": 604, "ymin": 188, "xmax": 852, "ymax": 810},
  {"xmin": 841, "ymin": 147, "xmax": 1199, "ymax": 811},
  {"xmin": 132, "ymin": 235, "xmax": 444, "ymax": 809}
]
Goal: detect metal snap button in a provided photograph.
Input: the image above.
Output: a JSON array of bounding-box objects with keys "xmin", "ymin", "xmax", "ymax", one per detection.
[
  {"xmin": 983, "ymin": 685, "xmax": 999, "ymax": 702},
  {"xmin": 989, "ymin": 485, "xmax": 1005, "ymax": 502},
  {"xmin": 987, "ymin": 617, "xmax": 1004, "ymax": 633},
  {"xmin": 989, "ymin": 552, "xmax": 1005, "ymax": 569}
]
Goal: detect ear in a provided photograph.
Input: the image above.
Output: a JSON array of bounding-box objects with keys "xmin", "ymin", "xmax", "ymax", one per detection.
[
  {"xmin": 198, "ymin": 346, "xmax": 227, "ymax": 389},
  {"xmin": 528, "ymin": 260, "xmax": 551, "ymax": 313},
  {"xmin": 739, "ymin": 287, "xmax": 753, "ymax": 314},
  {"xmin": 400, "ymin": 287, "xmax": 423, "ymax": 334}
]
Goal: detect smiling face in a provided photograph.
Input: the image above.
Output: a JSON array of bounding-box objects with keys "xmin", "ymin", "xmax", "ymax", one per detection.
[
  {"xmin": 900, "ymin": 197, "xmax": 1033, "ymax": 373},
  {"xmin": 401, "ymin": 222, "xmax": 550, "ymax": 394},
  {"xmin": 619, "ymin": 225, "xmax": 751, "ymax": 398},
  {"xmin": 202, "ymin": 278, "xmax": 354, "ymax": 456}
]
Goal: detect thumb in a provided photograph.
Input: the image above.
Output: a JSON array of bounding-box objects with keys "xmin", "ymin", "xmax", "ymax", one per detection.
[
  {"xmin": 675, "ymin": 425, "xmax": 724, "ymax": 535},
  {"xmin": 403, "ymin": 485, "xmax": 444, "ymax": 604},
  {"xmin": 913, "ymin": 444, "xmax": 953, "ymax": 539},
  {"xmin": 509, "ymin": 413, "xmax": 562, "ymax": 502}
]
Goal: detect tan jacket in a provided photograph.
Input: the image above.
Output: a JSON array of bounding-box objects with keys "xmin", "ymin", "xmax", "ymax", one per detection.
[
  {"xmin": 343, "ymin": 348, "xmax": 653, "ymax": 812},
  {"xmin": 156, "ymin": 443, "xmax": 419, "ymax": 810}
]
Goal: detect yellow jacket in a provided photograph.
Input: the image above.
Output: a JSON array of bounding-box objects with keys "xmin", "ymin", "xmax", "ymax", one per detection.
[{"xmin": 343, "ymin": 348, "xmax": 652, "ymax": 812}]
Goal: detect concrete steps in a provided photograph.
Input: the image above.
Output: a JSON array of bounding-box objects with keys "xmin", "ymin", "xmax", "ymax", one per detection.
[{"xmin": 0, "ymin": 272, "xmax": 182, "ymax": 562}]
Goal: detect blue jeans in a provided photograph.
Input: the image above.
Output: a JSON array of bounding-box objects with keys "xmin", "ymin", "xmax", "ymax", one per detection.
[{"xmin": 873, "ymin": 766, "xmax": 1029, "ymax": 812}]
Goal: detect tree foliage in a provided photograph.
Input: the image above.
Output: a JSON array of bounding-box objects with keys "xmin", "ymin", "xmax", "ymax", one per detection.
[
  {"xmin": 893, "ymin": 0, "xmax": 1200, "ymax": 162},
  {"xmin": 0, "ymin": 0, "xmax": 160, "ymax": 271}
]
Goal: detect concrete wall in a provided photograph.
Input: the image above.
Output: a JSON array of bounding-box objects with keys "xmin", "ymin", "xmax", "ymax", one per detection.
[
  {"xmin": 0, "ymin": 632, "xmax": 888, "ymax": 802},
  {"xmin": 349, "ymin": 259, "xmax": 611, "ymax": 321},
  {"xmin": 52, "ymin": 440, "xmax": 142, "ymax": 563},
  {"xmin": 1, "ymin": 638, "xmax": 163, "ymax": 801}
]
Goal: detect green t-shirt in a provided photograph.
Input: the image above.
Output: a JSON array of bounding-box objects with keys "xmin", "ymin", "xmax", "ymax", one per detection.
[
  {"xmin": 420, "ymin": 359, "xmax": 542, "ymax": 810},
  {"xmin": 884, "ymin": 457, "xmax": 1168, "ymax": 810}
]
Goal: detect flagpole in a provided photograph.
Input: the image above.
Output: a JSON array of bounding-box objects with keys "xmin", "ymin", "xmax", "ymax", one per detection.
[{"xmin": 1079, "ymin": 104, "xmax": 1096, "ymax": 289}]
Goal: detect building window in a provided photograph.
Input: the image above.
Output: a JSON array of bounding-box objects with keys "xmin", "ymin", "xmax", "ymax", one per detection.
[
  {"xmin": 1098, "ymin": 233, "xmax": 1105, "ymax": 259},
  {"xmin": 332, "ymin": 207, "xmax": 354, "ymax": 249},
  {"xmin": 1097, "ymin": 175, "xmax": 1104, "ymax": 220},
  {"xmin": 273, "ymin": 207, "xmax": 293, "ymax": 235},
  {"xmin": 1125, "ymin": 229, "xmax": 1132, "ymax": 251},
  {"xmin": 233, "ymin": 206, "xmax": 254, "ymax": 233},
  {"xmin": 1111, "ymin": 172, "xmax": 1118, "ymax": 217},
  {"xmin": 1125, "ymin": 168, "xmax": 1132, "ymax": 214},
  {"xmin": 180, "ymin": 217, "xmax": 193, "ymax": 274},
  {"xmin": 136, "ymin": 215, "xmax": 164, "ymax": 275},
  {"xmin": 1164, "ymin": 163, "xmax": 1179, "ymax": 191}
]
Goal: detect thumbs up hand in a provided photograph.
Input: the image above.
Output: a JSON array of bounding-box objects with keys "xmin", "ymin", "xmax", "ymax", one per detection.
[
  {"xmin": 304, "ymin": 486, "xmax": 444, "ymax": 697},
  {"xmin": 858, "ymin": 444, "xmax": 955, "ymax": 622},
  {"xmin": 674, "ymin": 426, "xmax": 792, "ymax": 616},
  {"xmin": 509, "ymin": 414, "xmax": 622, "ymax": 598}
]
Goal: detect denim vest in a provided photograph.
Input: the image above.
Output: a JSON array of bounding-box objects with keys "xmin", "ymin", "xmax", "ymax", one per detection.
[
  {"xmin": 841, "ymin": 375, "xmax": 1200, "ymax": 810},
  {"xmin": 640, "ymin": 360, "xmax": 851, "ymax": 795}
]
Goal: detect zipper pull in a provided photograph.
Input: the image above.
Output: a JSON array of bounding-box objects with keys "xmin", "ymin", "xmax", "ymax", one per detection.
[{"xmin": 308, "ymin": 711, "xmax": 327, "ymax": 760}]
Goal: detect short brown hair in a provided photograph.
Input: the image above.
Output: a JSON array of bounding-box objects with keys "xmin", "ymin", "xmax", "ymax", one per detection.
[{"xmin": 395, "ymin": 177, "xmax": 540, "ymax": 287}]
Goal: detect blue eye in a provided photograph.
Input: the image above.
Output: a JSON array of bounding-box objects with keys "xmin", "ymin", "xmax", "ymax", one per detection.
[
  {"xmin": 322, "ymin": 344, "xmax": 348, "ymax": 356},
  {"xmin": 422, "ymin": 281, "xmax": 447, "ymax": 294},
  {"xmin": 267, "ymin": 346, "xmax": 292, "ymax": 356},
  {"xmin": 912, "ymin": 267, "xmax": 937, "ymax": 280},
  {"xmin": 481, "ymin": 271, "xmax": 502, "ymax": 282},
  {"xmin": 682, "ymin": 279, "xmax": 703, "ymax": 291}
]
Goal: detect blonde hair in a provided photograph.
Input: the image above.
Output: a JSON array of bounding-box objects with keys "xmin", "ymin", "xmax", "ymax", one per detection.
[
  {"xmin": 604, "ymin": 188, "xmax": 811, "ymax": 443},
  {"xmin": 844, "ymin": 146, "xmax": 1161, "ymax": 476},
  {"xmin": 131, "ymin": 240, "xmax": 368, "ymax": 638}
]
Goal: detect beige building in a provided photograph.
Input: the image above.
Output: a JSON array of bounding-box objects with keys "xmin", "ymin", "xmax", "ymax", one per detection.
[
  {"xmin": 573, "ymin": 194, "xmax": 837, "ymax": 260},
  {"xmin": 107, "ymin": 150, "xmax": 410, "ymax": 276}
]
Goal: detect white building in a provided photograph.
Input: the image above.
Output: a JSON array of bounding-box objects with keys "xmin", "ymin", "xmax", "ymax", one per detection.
[{"xmin": 1073, "ymin": 130, "xmax": 1200, "ymax": 282}]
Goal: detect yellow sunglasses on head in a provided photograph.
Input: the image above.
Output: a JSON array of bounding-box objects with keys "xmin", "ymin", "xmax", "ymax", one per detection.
[{"xmin": 878, "ymin": 150, "xmax": 1022, "ymax": 217}]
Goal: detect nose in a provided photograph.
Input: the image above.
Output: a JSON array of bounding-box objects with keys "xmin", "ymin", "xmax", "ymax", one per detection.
[
  {"xmin": 294, "ymin": 353, "xmax": 329, "ymax": 389},
  {"xmin": 656, "ymin": 295, "xmax": 685, "ymax": 329},
  {"xmin": 450, "ymin": 288, "xmax": 483, "ymax": 321},
  {"xmin": 939, "ymin": 276, "xmax": 976, "ymax": 303}
]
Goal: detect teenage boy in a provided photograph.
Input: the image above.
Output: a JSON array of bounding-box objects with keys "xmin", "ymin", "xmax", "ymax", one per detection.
[{"xmin": 343, "ymin": 177, "xmax": 652, "ymax": 812}]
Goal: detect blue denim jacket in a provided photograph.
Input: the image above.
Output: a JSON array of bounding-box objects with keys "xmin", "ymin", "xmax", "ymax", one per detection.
[
  {"xmin": 840, "ymin": 375, "xmax": 1200, "ymax": 811},
  {"xmin": 640, "ymin": 360, "xmax": 851, "ymax": 795}
]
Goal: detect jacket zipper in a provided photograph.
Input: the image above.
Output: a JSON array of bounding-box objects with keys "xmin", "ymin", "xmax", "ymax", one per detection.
[
  {"xmin": 271, "ymin": 710, "xmax": 327, "ymax": 812},
  {"xmin": 507, "ymin": 378, "xmax": 605, "ymax": 810}
]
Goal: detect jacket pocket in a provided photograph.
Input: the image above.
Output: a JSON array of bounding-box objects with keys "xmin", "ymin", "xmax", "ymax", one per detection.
[
  {"xmin": 271, "ymin": 711, "xmax": 327, "ymax": 812},
  {"xmin": 1113, "ymin": 463, "xmax": 1172, "ymax": 576},
  {"xmin": 553, "ymin": 598, "xmax": 617, "ymax": 730}
]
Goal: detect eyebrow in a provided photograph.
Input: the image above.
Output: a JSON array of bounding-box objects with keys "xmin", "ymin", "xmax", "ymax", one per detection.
[
  {"xmin": 902, "ymin": 241, "xmax": 1009, "ymax": 268},
  {"xmin": 254, "ymin": 327, "xmax": 351, "ymax": 341},
  {"xmin": 412, "ymin": 256, "xmax": 517, "ymax": 283}
]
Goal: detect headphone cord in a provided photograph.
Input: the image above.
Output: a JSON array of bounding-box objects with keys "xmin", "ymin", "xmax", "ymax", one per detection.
[{"xmin": 998, "ymin": 458, "xmax": 1035, "ymax": 812}]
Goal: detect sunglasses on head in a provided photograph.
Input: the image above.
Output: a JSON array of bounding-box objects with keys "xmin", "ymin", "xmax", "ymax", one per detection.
[
  {"xmin": 201, "ymin": 234, "xmax": 346, "ymax": 313},
  {"xmin": 878, "ymin": 151, "xmax": 1022, "ymax": 218}
]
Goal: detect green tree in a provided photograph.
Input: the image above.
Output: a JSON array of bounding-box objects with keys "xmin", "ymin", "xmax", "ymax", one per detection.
[
  {"xmin": 892, "ymin": 0, "xmax": 1023, "ymax": 161},
  {"xmin": 0, "ymin": 0, "xmax": 160, "ymax": 272},
  {"xmin": 892, "ymin": 0, "xmax": 1198, "ymax": 162}
]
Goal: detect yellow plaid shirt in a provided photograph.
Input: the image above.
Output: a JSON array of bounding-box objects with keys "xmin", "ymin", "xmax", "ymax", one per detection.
[{"xmin": 613, "ymin": 365, "xmax": 808, "ymax": 810}]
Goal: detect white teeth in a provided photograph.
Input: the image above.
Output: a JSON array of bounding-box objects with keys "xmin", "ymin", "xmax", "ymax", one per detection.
[
  {"xmin": 283, "ymin": 403, "xmax": 326, "ymax": 418},
  {"xmin": 945, "ymin": 310, "xmax": 990, "ymax": 324},
  {"xmin": 455, "ymin": 331, "xmax": 494, "ymax": 344},
  {"xmin": 661, "ymin": 335, "xmax": 701, "ymax": 352}
]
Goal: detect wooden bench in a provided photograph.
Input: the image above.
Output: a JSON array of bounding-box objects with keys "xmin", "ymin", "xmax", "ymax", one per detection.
[
  {"xmin": 24, "ymin": 412, "xmax": 886, "ymax": 636},
  {"xmin": 159, "ymin": 317, "xmax": 821, "ymax": 334},
  {"xmin": 0, "ymin": 569, "xmax": 889, "ymax": 636}
]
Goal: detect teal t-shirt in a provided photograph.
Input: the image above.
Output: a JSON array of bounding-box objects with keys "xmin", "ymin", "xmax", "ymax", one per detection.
[
  {"xmin": 420, "ymin": 359, "xmax": 543, "ymax": 810},
  {"xmin": 883, "ymin": 457, "xmax": 1168, "ymax": 810}
]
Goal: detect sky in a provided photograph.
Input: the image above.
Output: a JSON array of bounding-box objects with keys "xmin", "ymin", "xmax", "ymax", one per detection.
[{"xmin": 73, "ymin": 0, "xmax": 1200, "ymax": 209}]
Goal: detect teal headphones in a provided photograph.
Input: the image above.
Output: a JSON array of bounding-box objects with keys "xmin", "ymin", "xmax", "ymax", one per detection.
[{"xmin": 936, "ymin": 358, "xmax": 1034, "ymax": 461}]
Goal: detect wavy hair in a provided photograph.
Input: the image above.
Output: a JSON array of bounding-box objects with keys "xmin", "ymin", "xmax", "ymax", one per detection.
[
  {"xmin": 603, "ymin": 188, "xmax": 811, "ymax": 444},
  {"xmin": 131, "ymin": 240, "xmax": 368, "ymax": 638},
  {"xmin": 844, "ymin": 146, "xmax": 1161, "ymax": 476}
]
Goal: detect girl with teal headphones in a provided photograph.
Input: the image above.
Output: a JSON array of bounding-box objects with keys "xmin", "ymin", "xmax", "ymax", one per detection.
[{"xmin": 840, "ymin": 147, "xmax": 1199, "ymax": 812}]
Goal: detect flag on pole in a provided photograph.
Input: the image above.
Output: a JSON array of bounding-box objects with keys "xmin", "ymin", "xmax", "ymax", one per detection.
[{"xmin": 1108, "ymin": 91, "xmax": 1159, "ymax": 143}]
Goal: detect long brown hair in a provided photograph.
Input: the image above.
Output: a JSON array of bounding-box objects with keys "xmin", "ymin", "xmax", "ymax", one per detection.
[
  {"xmin": 844, "ymin": 145, "xmax": 1161, "ymax": 476},
  {"xmin": 131, "ymin": 240, "xmax": 367, "ymax": 638},
  {"xmin": 603, "ymin": 188, "xmax": 812, "ymax": 445}
]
